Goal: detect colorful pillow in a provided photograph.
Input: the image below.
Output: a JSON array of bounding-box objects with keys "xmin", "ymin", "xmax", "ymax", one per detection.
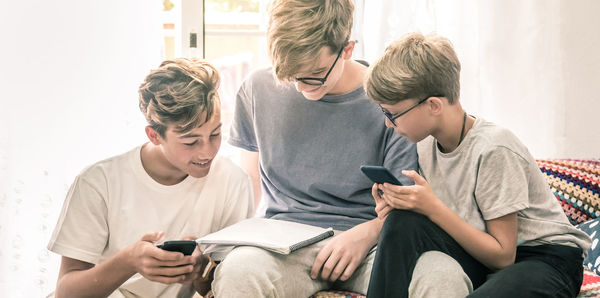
[
  {"xmin": 537, "ymin": 159, "xmax": 600, "ymax": 225},
  {"xmin": 577, "ymin": 218, "xmax": 600, "ymax": 275},
  {"xmin": 578, "ymin": 267, "xmax": 600, "ymax": 297}
]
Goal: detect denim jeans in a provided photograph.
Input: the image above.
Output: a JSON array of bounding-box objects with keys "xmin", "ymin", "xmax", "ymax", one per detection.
[{"xmin": 367, "ymin": 210, "xmax": 583, "ymax": 298}]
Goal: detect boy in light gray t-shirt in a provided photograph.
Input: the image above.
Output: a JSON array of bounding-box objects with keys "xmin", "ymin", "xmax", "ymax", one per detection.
[{"xmin": 365, "ymin": 32, "xmax": 591, "ymax": 298}]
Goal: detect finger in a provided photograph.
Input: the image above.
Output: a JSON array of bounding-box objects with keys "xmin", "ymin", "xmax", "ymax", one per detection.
[
  {"xmin": 320, "ymin": 249, "xmax": 343, "ymax": 280},
  {"xmin": 311, "ymin": 245, "xmax": 333, "ymax": 279},
  {"xmin": 146, "ymin": 264, "xmax": 195, "ymax": 278},
  {"xmin": 372, "ymin": 183, "xmax": 383, "ymax": 202},
  {"xmin": 381, "ymin": 183, "xmax": 412, "ymax": 196},
  {"xmin": 328, "ymin": 255, "xmax": 350, "ymax": 282},
  {"xmin": 380, "ymin": 205, "xmax": 393, "ymax": 218},
  {"xmin": 402, "ymin": 170, "xmax": 427, "ymax": 185},
  {"xmin": 340, "ymin": 258, "xmax": 360, "ymax": 281},
  {"xmin": 146, "ymin": 274, "xmax": 188, "ymax": 284},
  {"xmin": 140, "ymin": 231, "xmax": 164, "ymax": 243},
  {"xmin": 157, "ymin": 255, "xmax": 197, "ymax": 268},
  {"xmin": 151, "ymin": 249, "xmax": 190, "ymax": 264}
]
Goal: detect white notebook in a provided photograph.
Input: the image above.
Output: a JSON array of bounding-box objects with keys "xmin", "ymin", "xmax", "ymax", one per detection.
[{"xmin": 196, "ymin": 218, "xmax": 334, "ymax": 257}]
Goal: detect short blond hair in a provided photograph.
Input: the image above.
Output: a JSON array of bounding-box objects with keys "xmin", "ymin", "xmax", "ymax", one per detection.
[
  {"xmin": 138, "ymin": 58, "xmax": 220, "ymax": 138},
  {"xmin": 365, "ymin": 32, "xmax": 461, "ymax": 105},
  {"xmin": 268, "ymin": 0, "xmax": 354, "ymax": 82}
]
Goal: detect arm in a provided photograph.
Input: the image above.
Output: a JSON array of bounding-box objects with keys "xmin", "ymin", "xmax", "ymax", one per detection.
[
  {"xmin": 240, "ymin": 150, "xmax": 261, "ymax": 211},
  {"xmin": 55, "ymin": 232, "xmax": 197, "ymax": 298},
  {"xmin": 379, "ymin": 170, "xmax": 518, "ymax": 270},
  {"xmin": 310, "ymin": 216, "xmax": 385, "ymax": 282}
]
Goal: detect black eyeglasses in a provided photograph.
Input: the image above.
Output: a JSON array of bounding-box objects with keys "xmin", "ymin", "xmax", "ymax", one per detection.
[
  {"xmin": 380, "ymin": 94, "xmax": 444, "ymax": 126},
  {"xmin": 295, "ymin": 46, "xmax": 344, "ymax": 86}
]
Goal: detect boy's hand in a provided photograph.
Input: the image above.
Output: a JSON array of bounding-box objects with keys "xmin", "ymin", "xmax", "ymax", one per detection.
[
  {"xmin": 127, "ymin": 232, "xmax": 196, "ymax": 284},
  {"xmin": 372, "ymin": 183, "xmax": 393, "ymax": 219},
  {"xmin": 310, "ymin": 222, "xmax": 376, "ymax": 282},
  {"xmin": 380, "ymin": 170, "xmax": 442, "ymax": 217}
]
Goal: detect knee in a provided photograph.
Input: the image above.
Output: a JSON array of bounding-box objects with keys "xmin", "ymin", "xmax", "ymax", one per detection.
[
  {"xmin": 380, "ymin": 210, "xmax": 430, "ymax": 241},
  {"xmin": 212, "ymin": 247, "xmax": 279, "ymax": 297},
  {"xmin": 410, "ymin": 251, "xmax": 473, "ymax": 297}
]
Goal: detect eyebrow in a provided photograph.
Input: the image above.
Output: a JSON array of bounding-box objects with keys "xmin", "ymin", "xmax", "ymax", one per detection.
[{"xmin": 179, "ymin": 123, "xmax": 222, "ymax": 138}]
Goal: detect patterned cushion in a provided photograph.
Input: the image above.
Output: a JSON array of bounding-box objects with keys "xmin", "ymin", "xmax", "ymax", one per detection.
[
  {"xmin": 578, "ymin": 218, "xmax": 600, "ymax": 275},
  {"xmin": 578, "ymin": 268, "xmax": 600, "ymax": 297},
  {"xmin": 537, "ymin": 159, "xmax": 600, "ymax": 225}
]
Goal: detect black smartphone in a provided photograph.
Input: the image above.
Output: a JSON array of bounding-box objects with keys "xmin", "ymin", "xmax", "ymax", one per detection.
[
  {"xmin": 156, "ymin": 240, "xmax": 197, "ymax": 255},
  {"xmin": 360, "ymin": 165, "xmax": 403, "ymax": 185}
]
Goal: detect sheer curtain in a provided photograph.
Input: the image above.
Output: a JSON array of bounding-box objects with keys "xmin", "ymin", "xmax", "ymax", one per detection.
[
  {"xmin": 0, "ymin": 1, "xmax": 162, "ymax": 296},
  {"xmin": 353, "ymin": 0, "xmax": 600, "ymax": 158}
]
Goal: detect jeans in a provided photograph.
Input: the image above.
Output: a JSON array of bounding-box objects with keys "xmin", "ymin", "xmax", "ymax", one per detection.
[{"xmin": 367, "ymin": 210, "xmax": 584, "ymax": 298}]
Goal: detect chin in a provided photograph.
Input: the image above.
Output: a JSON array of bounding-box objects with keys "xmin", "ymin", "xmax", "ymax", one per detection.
[{"xmin": 302, "ymin": 92, "xmax": 324, "ymax": 101}]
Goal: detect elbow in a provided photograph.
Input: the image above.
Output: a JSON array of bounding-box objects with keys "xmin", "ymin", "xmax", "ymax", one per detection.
[{"xmin": 488, "ymin": 251, "xmax": 516, "ymax": 271}]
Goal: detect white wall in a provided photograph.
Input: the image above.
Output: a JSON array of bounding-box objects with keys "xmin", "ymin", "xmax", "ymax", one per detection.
[
  {"xmin": 357, "ymin": 0, "xmax": 600, "ymax": 158},
  {"xmin": 0, "ymin": 1, "xmax": 162, "ymax": 295}
]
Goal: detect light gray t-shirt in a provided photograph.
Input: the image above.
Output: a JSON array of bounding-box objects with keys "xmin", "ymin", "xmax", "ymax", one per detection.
[
  {"xmin": 229, "ymin": 67, "xmax": 418, "ymax": 231},
  {"xmin": 417, "ymin": 117, "xmax": 591, "ymax": 254}
]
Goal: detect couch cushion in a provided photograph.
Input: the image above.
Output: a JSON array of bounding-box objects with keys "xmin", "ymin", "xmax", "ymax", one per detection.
[
  {"xmin": 578, "ymin": 267, "xmax": 600, "ymax": 297},
  {"xmin": 537, "ymin": 159, "xmax": 600, "ymax": 225}
]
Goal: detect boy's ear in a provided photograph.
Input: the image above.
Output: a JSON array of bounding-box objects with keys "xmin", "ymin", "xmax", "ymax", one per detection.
[
  {"xmin": 427, "ymin": 96, "xmax": 444, "ymax": 115},
  {"xmin": 342, "ymin": 40, "xmax": 356, "ymax": 60},
  {"xmin": 145, "ymin": 126, "xmax": 162, "ymax": 145}
]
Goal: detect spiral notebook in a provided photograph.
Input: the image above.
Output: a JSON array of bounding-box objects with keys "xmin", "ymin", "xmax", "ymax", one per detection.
[{"xmin": 196, "ymin": 218, "xmax": 334, "ymax": 257}]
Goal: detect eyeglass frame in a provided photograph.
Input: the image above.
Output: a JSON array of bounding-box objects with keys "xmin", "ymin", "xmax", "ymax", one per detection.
[
  {"xmin": 380, "ymin": 94, "xmax": 444, "ymax": 126},
  {"xmin": 295, "ymin": 46, "xmax": 345, "ymax": 86}
]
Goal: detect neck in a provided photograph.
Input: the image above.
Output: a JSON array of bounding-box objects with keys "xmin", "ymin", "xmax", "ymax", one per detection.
[
  {"xmin": 432, "ymin": 105, "xmax": 472, "ymax": 153},
  {"xmin": 140, "ymin": 143, "xmax": 187, "ymax": 185},
  {"xmin": 327, "ymin": 60, "xmax": 367, "ymax": 95}
]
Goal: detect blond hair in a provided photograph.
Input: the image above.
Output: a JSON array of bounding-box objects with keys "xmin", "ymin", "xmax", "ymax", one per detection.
[
  {"xmin": 268, "ymin": 0, "xmax": 354, "ymax": 82},
  {"xmin": 365, "ymin": 32, "xmax": 461, "ymax": 105},
  {"xmin": 138, "ymin": 58, "xmax": 220, "ymax": 138}
]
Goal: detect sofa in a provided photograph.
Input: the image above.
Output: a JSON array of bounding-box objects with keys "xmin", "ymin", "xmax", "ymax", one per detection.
[{"xmin": 311, "ymin": 158, "xmax": 600, "ymax": 298}]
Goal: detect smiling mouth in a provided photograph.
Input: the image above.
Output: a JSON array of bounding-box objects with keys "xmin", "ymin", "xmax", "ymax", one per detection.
[{"xmin": 191, "ymin": 160, "xmax": 211, "ymax": 167}]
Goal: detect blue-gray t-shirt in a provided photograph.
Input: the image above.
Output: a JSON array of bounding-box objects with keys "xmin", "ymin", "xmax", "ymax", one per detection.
[{"xmin": 229, "ymin": 67, "xmax": 417, "ymax": 230}]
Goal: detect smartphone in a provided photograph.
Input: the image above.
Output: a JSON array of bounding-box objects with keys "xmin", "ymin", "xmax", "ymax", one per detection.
[
  {"xmin": 156, "ymin": 240, "xmax": 197, "ymax": 255},
  {"xmin": 360, "ymin": 165, "xmax": 403, "ymax": 185}
]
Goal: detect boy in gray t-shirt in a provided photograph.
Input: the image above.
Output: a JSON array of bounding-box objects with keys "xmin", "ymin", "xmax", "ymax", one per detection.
[
  {"xmin": 365, "ymin": 32, "xmax": 591, "ymax": 298},
  {"xmin": 211, "ymin": 1, "xmax": 475, "ymax": 298}
]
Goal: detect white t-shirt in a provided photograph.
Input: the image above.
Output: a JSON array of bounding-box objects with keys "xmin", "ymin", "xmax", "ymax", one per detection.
[
  {"xmin": 417, "ymin": 117, "xmax": 591, "ymax": 255},
  {"xmin": 47, "ymin": 145, "xmax": 254, "ymax": 297}
]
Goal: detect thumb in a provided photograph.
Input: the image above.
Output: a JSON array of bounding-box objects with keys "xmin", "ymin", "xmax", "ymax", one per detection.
[
  {"xmin": 140, "ymin": 231, "xmax": 164, "ymax": 243},
  {"xmin": 402, "ymin": 170, "xmax": 427, "ymax": 185}
]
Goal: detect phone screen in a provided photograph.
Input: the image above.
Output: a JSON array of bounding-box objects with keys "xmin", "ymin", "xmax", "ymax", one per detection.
[{"xmin": 360, "ymin": 165, "xmax": 402, "ymax": 185}]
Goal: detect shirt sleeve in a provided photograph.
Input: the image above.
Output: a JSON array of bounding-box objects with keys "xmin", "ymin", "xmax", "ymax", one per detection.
[
  {"xmin": 382, "ymin": 130, "xmax": 419, "ymax": 186},
  {"xmin": 474, "ymin": 146, "xmax": 530, "ymax": 220},
  {"xmin": 47, "ymin": 173, "xmax": 109, "ymax": 264},
  {"xmin": 228, "ymin": 79, "xmax": 259, "ymax": 152}
]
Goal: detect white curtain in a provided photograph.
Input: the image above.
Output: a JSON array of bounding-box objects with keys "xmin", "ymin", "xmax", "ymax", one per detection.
[
  {"xmin": 354, "ymin": 0, "xmax": 600, "ymax": 158},
  {"xmin": 0, "ymin": 1, "xmax": 162, "ymax": 296}
]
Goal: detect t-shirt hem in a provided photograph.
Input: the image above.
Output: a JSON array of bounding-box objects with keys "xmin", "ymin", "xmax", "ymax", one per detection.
[
  {"xmin": 482, "ymin": 203, "xmax": 529, "ymax": 220},
  {"xmin": 48, "ymin": 241, "xmax": 101, "ymax": 264},
  {"xmin": 228, "ymin": 138, "xmax": 258, "ymax": 152}
]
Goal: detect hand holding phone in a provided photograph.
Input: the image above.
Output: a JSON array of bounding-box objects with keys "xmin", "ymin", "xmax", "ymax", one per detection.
[{"xmin": 156, "ymin": 240, "xmax": 197, "ymax": 255}]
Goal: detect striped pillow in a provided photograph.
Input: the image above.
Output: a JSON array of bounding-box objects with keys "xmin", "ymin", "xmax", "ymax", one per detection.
[{"xmin": 537, "ymin": 159, "xmax": 600, "ymax": 225}]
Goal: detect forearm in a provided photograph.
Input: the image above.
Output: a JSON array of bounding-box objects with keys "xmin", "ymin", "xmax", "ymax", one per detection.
[
  {"xmin": 428, "ymin": 205, "xmax": 516, "ymax": 270},
  {"xmin": 361, "ymin": 216, "xmax": 385, "ymax": 248},
  {"xmin": 56, "ymin": 250, "xmax": 136, "ymax": 298}
]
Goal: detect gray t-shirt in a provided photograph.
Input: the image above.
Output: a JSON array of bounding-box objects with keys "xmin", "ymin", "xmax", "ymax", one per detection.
[
  {"xmin": 229, "ymin": 67, "xmax": 418, "ymax": 230},
  {"xmin": 417, "ymin": 117, "xmax": 591, "ymax": 254}
]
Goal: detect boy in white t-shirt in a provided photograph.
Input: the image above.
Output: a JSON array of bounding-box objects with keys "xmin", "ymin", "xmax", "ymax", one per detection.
[{"xmin": 47, "ymin": 58, "xmax": 253, "ymax": 297}]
